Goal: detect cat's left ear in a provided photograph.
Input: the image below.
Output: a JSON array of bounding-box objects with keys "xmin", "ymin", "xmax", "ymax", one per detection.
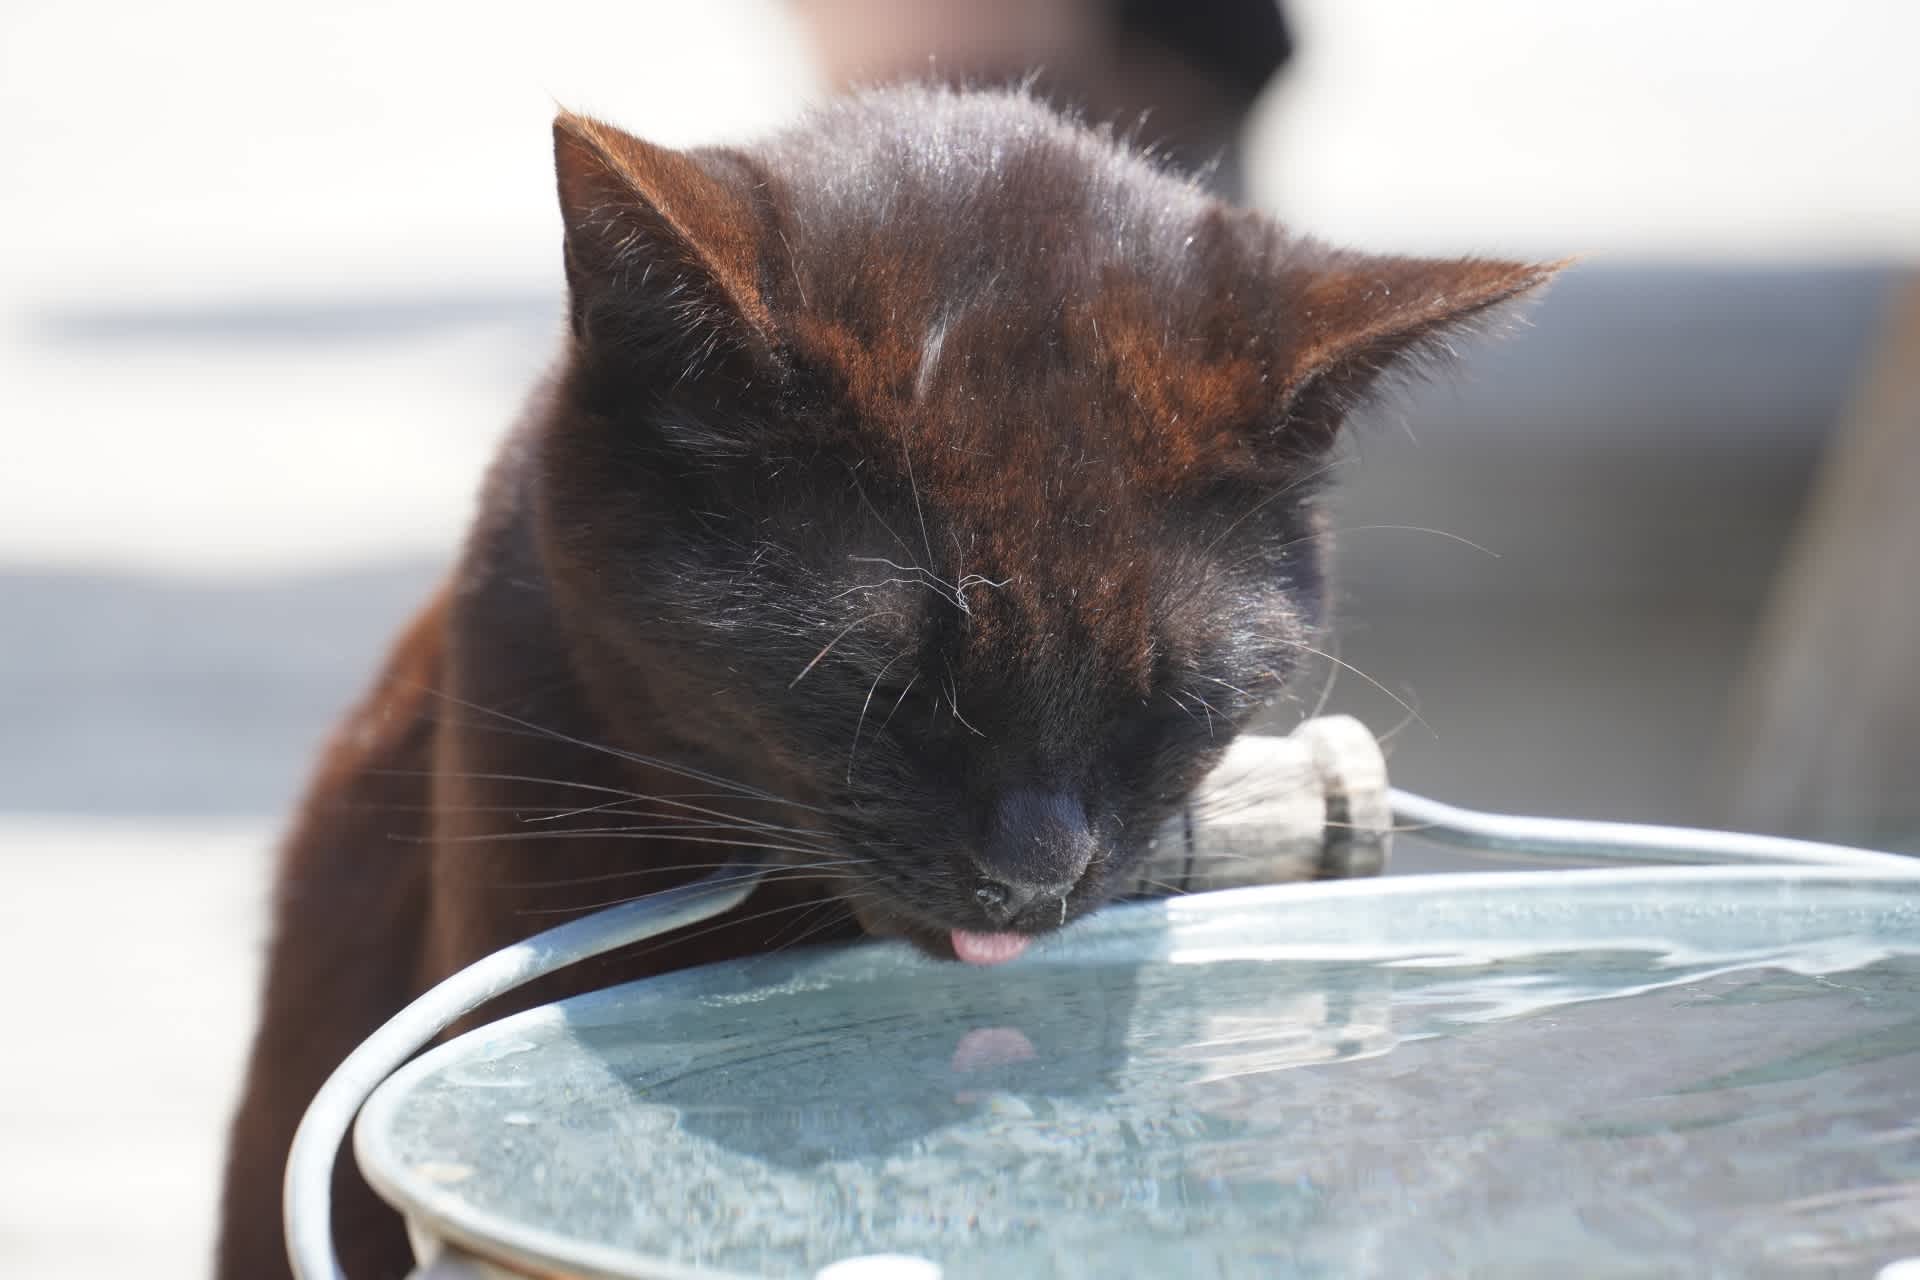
[
  {"xmin": 552, "ymin": 112, "xmax": 775, "ymax": 369},
  {"xmin": 1274, "ymin": 254, "xmax": 1563, "ymax": 445}
]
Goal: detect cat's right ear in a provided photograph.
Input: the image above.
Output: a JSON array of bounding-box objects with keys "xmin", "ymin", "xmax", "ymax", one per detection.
[{"xmin": 552, "ymin": 112, "xmax": 774, "ymax": 371}]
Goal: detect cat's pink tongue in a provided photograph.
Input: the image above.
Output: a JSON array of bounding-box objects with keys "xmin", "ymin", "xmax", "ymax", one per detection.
[{"xmin": 950, "ymin": 930, "xmax": 1030, "ymax": 966}]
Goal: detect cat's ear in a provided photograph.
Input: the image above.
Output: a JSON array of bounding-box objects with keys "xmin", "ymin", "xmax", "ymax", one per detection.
[
  {"xmin": 552, "ymin": 112, "xmax": 774, "ymax": 369},
  {"xmin": 1275, "ymin": 254, "xmax": 1562, "ymax": 445}
]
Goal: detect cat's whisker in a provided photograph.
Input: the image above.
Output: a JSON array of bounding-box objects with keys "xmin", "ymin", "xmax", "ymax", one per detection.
[
  {"xmin": 341, "ymin": 800, "xmax": 640, "ymax": 815},
  {"xmin": 849, "ymin": 649, "xmax": 909, "ymax": 785},
  {"xmin": 620, "ymin": 893, "xmax": 877, "ymax": 953},
  {"xmin": 1375, "ymin": 697, "xmax": 1429, "ymax": 749},
  {"xmin": 521, "ymin": 877, "xmax": 882, "ymax": 941},
  {"xmin": 622, "ymin": 813, "xmax": 836, "ymax": 843},
  {"xmin": 506, "ymin": 815, "xmax": 837, "ymax": 845},
  {"xmin": 1134, "ymin": 877, "xmax": 1191, "ymax": 898},
  {"xmin": 843, "ymin": 464, "xmax": 919, "ymax": 566},
  {"xmin": 899, "ymin": 435, "xmax": 939, "ymax": 592},
  {"xmin": 762, "ymin": 896, "xmax": 860, "ymax": 953},
  {"xmin": 1305, "ymin": 643, "xmax": 1343, "ymax": 721},
  {"xmin": 403, "ymin": 830, "xmax": 840, "ymax": 859},
  {"xmin": 791, "ymin": 611, "xmax": 901, "ymax": 689},
  {"xmin": 1271, "ymin": 641, "xmax": 1435, "ymax": 739},
  {"xmin": 509, "ymin": 793, "xmax": 833, "ymax": 837},
  {"xmin": 368, "ymin": 766, "xmax": 656, "ymax": 804},
  {"xmin": 1196, "ymin": 674, "xmax": 1257, "ymax": 702},
  {"xmin": 525, "ymin": 794, "xmax": 670, "ymax": 823},
  {"xmin": 520, "ymin": 795, "xmax": 836, "ymax": 839},
  {"xmin": 443, "ymin": 716, "xmax": 822, "ymax": 811},
  {"xmin": 1185, "ymin": 690, "xmax": 1223, "ymax": 739},
  {"xmin": 830, "ymin": 576, "xmax": 926, "ymax": 602},
  {"xmin": 412, "ymin": 685, "xmax": 825, "ymax": 812},
  {"xmin": 842, "ymin": 557, "xmax": 969, "ymax": 610},
  {"xmin": 370, "ymin": 767, "xmax": 828, "ymax": 835},
  {"xmin": 776, "ymin": 913, "xmax": 857, "ymax": 955},
  {"xmin": 486, "ymin": 854, "xmax": 877, "ymax": 892},
  {"xmin": 1270, "ymin": 523, "xmax": 1501, "ymax": 561},
  {"xmin": 512, "ymin": 866, "xmax": 799, "ymax": 918},
  {"xmin": 779, "ymin": 892, "xmax": 891, "ymax": 953},
  {"xmin": 360, "ymin": 802, "xmax": 840, "ymax": 852},
  {"xmin": 1201, "ymin": 457, "xmax": 1345, "ymax": 556},
  {"xmin": 942, "ymin": 662, "xmax": 987, "ymax": 739},
  {"xmin": 877, "ymin": 669, "xmax": 921, "ymax": 733}
]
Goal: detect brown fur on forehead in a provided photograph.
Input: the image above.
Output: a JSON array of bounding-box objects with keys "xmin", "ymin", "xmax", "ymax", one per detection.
[
  {"xmin": 757, "ymin": 92, "xmax": 1326, "ymax": 485},
  {"xmin": 785, "ymin": 293, "xmax": 1230, "ymax": 699},
  {"xmin": 755, "ymin": 88, "xmax": 1213, "ymax": 311}
]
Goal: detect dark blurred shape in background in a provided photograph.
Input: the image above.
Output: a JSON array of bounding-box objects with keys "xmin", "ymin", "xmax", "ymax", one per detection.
[
  {"xmin": 792, "ymin": 0, "xmax": 1291, "ymax": 195},
  {"xmin": 1724, "ymin": 281, "xmax": 1920, "ymax": 850}
]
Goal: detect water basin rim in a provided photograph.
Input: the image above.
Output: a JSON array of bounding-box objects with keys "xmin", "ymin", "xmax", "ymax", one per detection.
[{"xmin": 369, "ymin": 865, "xmax": 1920, "ymax": 1067}]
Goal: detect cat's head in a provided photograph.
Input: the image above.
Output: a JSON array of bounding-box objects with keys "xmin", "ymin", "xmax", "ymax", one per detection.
[{"xmin": 534, "ymin": 88, "xmax": 1554, "ymax": 959}]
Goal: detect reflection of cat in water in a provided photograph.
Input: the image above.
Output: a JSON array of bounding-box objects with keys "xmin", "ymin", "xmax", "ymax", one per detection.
[
  {"xmin": 656, "ymin": 961, "xmax": 1141, "ymax": 1168},
  {"xmin": 217, "ymin": 84, "xmax": 1548, "ymax": 1278},
  {"xmin": 651, "ymin": 956, "xmax": 1392, "ymax": 1172}
]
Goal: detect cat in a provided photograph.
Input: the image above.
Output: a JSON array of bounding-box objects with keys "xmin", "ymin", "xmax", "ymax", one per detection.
[{"xmin": 215, "ymin": 86, "xmax": 1552, "ymax": 1279}]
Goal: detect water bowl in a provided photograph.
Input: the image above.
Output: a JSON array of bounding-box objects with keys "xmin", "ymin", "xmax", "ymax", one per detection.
[{"xmin": 356, "ymin": 867, "xmax": 1920, "ymax": 1278}]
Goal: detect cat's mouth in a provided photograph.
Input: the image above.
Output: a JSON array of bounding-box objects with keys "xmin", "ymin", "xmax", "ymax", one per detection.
[{"xmin": 845, "ymin": 895, "xmax": 1052, "ymax": 967}]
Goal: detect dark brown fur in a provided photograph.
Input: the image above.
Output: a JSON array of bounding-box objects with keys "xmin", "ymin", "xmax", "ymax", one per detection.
[{"xmin": 217, "ymin": 87, "xmax": 1550, "ymax": 1279}]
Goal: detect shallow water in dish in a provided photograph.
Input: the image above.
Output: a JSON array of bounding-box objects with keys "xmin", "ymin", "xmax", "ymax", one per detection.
[{"xmin": 365, "ymin": 884, "xmax": 1920, "ymax": 1278}]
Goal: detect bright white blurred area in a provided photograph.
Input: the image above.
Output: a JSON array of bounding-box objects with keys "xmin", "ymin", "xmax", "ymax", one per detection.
[
  {"xmin": 1252, "ymin": 0, "xmax": 1920, "ymax": 260},
  {"xmin": 0, "ymin": 1, "xmax": 820, "ymax": 301},
  {"xmin": 0, "ymin": 0, "xmax": 823, "ymax": 573},
  {"xmin": 0, "ymin": 819, "xmax": 270, "ymax": 1280}
]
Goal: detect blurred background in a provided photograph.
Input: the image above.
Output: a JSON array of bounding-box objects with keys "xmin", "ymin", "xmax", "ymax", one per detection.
[{"xmin": 4, "ymin": 2, "xmax": 1917, "ymax": 1275}]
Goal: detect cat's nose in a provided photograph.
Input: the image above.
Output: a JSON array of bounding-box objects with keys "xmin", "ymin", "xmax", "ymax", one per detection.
[
  {"xmin": 974, "ymin": 788, "xmax": 1096, "ymax": 920},
  {"xmin": 972, "ymin": 877, "xmax": 1064, "ymax": 923}
]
